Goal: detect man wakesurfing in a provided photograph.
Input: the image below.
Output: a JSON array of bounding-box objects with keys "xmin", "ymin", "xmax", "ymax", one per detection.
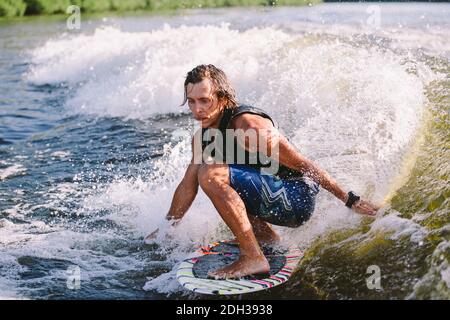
[{"xmin": 145, "ymin": 64, "xmax": 379, "ymax": 279}]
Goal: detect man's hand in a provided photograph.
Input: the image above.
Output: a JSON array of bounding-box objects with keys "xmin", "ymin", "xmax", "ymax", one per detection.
[
  {"xmin": 144, "ymin": 228, "xmax": 160, "ymax": 244},
  {"xmin": 351, "ymin": 199, "xmax": 380, "ymax": 216},
  {"xmin": 143, "ymin": 218, "xmax": 180, "ymax": 245}
]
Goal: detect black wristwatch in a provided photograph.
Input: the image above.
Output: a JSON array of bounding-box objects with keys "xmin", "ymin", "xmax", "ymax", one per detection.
[{"xmin": 345, "ymin": 191, "xmax": 360, "ymax": 208}]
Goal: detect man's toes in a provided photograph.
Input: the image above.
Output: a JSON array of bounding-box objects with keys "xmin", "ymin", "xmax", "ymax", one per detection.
[
  {"xmin": 208, "ymin": 269, "xmax": 240, "ymax": 280},
  {"xmin": 207, "ymin": 270, "xmax": 223, "ymax": 279}
]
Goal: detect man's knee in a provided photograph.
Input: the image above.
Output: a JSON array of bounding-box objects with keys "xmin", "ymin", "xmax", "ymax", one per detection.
[{"xmin": 197, "ymin": 163, "xmax": 230, "ymax": 192}]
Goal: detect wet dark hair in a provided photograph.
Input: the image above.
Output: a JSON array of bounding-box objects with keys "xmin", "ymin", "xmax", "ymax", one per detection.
[{"xmin": 181, "ymin": 64, "xmax": 238, "ymax": 110}]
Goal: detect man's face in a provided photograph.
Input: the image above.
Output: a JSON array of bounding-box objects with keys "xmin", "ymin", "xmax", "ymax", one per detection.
[{"xmin": 186, "ymin": 79, "xmax": 224, "ymax": 128}]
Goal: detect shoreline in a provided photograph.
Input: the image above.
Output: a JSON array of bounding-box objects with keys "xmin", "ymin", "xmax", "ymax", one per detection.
[{"xmin": 0, "ymin": 0, "xmax": 320, "ymax": 19}]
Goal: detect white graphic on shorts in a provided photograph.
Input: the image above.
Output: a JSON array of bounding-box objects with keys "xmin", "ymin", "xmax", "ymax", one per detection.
[{"xmin": 260, "ymin": 178, "xmax": 293, "ymax": 212}]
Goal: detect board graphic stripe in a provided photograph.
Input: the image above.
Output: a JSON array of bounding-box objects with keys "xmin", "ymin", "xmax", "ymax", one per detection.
[{"xmin": 177, "ymin": 240, "xmax": 303, "ymax": 295}]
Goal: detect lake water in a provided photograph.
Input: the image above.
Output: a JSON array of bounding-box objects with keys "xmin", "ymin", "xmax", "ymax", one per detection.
[{"xmin": 0, "ymin": 3, "xmax": 449, "ymax": 299}]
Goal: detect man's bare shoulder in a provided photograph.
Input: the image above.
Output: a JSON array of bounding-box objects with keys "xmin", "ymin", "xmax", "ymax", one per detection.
[{"xmin": 231, "ymin": 113, "xmax": 273, "ymax": 130}]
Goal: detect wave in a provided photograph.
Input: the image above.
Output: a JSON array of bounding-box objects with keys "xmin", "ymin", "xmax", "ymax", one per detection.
[{"xmin": 18, "ymin": 12, "xmax": 447, "ymax": 299}]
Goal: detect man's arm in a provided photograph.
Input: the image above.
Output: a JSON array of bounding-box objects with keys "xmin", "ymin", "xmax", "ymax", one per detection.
[
  {"xmin": 277, "ymin": 138, "xmax": 379, "ymax": 215},
  {"xmin": 144, "ymin": 137, "xmax": 200, "ymax": 243},
  {"xmin": 233, "ymin": 114, "xmax": 379, "ymax": 216},
  {"xmin": 277, "ymin": 135, "xmax": 347, "ymax": 202},
  {"xmin": 165, "ymin": 132, "xmax": 202, "ymax": 224},
  {"xmin": 165, "ymin": 162, "xmax": 200, "ymax": 224}
]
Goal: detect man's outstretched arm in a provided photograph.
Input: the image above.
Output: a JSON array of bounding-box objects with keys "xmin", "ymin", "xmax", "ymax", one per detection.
[
  {"xmin": 165, "ymin": 162, "xmax": 200, "ymax": 223},
  {"xmin": 144, "ymin": 162, "xmax": 199, "ymax": 243},
  {"xmin": 144, "ymin": 136, "xmax": 201, "ymax": 243},
  {"xmin": 234, "ymin": 114, "xmax": 379, "ymax": 216},
  {"xmin": 277, "ymin": 135, "xmax": 379, "ymax": 216}
]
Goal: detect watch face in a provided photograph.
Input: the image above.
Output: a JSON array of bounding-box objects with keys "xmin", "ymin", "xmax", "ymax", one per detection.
[{"xmin": 346, "ymin": 192, "xmax": 359, "ymax": 208}]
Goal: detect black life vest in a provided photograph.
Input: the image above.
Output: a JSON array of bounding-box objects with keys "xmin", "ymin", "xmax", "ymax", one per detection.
[{"xmin": 201, "ymin": 104, "xmax": 302, "ymax": 179}]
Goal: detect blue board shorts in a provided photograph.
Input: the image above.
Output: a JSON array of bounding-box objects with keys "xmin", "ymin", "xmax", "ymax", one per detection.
[{"xmin": 229, "ymin": 164, "xmax": 319, "ymax": 228}]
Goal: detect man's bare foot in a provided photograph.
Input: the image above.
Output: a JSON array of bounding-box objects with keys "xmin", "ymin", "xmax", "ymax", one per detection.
[{"xmin": 207, "ymin": 254, "xmax": 270, "ymax": 279}]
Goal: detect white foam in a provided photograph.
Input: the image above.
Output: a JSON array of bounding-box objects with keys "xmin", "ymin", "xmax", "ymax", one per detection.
[
  {"xmin": 368, "ymin": 209, "xmax": 427, "ymax": 243},
  {"xmin": 143, "ymin": 269, "xmax": 186, "ymax": 296},
  {"xmin": 0, "ymin": 164, "xmax": 27, "ymax": 180},
  {"xmin": 80, "ymin": 136, "xmax": 224, "ymax": 252},
  {"xmin": 50, "ymin": 151, "xmax": 71, "ymax": 159},
  {"xmin": 26, "ymin": 24, "xmax": 292, "ymax": 118},
  {"xmin": 441, "ymin": 265, "xmax": 450, "ymax": 290},
  {"xmin": 0, "ymin": 217, "xmax": 150, "ymax": 298}
]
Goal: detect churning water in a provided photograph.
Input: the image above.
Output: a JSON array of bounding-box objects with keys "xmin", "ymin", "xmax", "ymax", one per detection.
[{"xmin": 0, "ymin": 3, "xmax": 448, "ymax": 299}]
